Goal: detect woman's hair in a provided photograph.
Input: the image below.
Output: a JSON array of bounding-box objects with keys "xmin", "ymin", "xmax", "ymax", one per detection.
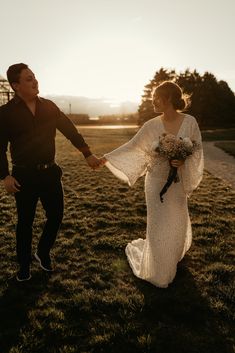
[
  {"xmin": 7, "ymin": 63, "xmax": 28, "ymax": 89},
  {"xmin": 153, "ymin": 81, "xmax": 190, "ymax": 111}
]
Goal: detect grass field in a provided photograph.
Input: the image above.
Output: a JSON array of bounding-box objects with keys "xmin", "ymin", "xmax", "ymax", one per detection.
[{"xmin": 0, "ymin": 128, "xmax": 234, "ymax": 353}]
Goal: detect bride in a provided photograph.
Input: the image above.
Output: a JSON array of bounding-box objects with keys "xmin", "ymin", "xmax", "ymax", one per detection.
[{"xmin": 101, "ymin": 81, "xmax": 204, "ymax": 288}]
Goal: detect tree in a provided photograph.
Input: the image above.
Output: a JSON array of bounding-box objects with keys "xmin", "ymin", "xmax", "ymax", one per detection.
[{"xmin": 138, "ymin": 68, "xmax": 235, "ymax": 129}]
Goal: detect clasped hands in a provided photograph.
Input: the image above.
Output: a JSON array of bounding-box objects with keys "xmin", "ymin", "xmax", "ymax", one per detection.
[{"xmin": 85, "ymin": 155, "xmax": 107, "ymax": 170}]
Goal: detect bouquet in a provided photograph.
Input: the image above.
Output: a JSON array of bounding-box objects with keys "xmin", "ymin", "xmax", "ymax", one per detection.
[{"xmin": 155, "ymin": 133, "xmax": 200, "ymax": 202}]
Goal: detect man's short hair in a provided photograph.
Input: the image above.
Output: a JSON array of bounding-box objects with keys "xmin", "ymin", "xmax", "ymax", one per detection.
[{"xmin": 7, "ymin": 63, "xmax": 28, "ymax": 89}]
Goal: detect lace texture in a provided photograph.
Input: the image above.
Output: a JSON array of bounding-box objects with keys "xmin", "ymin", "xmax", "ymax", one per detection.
[{"xmin": 104, "ymin": 114, "xmax": 204, "ymax": 288}]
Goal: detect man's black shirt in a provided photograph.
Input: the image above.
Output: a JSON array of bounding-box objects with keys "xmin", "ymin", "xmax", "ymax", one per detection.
[{"xmin": 0, "ymin": 95, "xmax": 92, "ymax": 178}]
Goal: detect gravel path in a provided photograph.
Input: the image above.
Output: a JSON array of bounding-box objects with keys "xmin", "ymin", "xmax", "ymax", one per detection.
[{"xmin": 203, "ymin": 141, "xmax": 235, "ymax": 189}]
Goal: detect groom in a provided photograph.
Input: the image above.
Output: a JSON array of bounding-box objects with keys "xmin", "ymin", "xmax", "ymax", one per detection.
[{"xmin": 0, "ymin": 63, "xmax": 101, "ymax": 282}]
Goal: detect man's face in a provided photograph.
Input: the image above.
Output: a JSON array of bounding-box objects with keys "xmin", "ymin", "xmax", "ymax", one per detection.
[{"xmin": 13, "ymin": 68, "xmax": 39, "ymax": 98}]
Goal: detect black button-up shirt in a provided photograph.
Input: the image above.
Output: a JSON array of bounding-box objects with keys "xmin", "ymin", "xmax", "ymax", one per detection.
[{"xmin": 0, "ymin": 95, "xmax": 92, "ymax": 179}]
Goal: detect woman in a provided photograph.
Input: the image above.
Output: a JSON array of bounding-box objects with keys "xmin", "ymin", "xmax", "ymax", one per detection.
[{"xmin": 101, "ymin": 81, "xmax": 204, "ymax": 288}]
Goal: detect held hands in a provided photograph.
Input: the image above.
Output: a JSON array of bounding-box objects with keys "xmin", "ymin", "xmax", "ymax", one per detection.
[
  {"xmin": 85, "ymin": 155, "xmax": 107, "ymax": 170},
  {"xmin": 99, "ymin": 157, "xmax": 107, "ymax": 166},
  {"xmin": 85, "ymin": 154, "xmax": 101, "ymax": 170},
  {"xmin": 3, "ymin": 175, "xmax": 21, "ymax": 193},
  {"xmin": 170, "ymin": 159, "xmax": 185, "ymax": 168},
  {"xmin": 85, "ymin": 154, "xmax": 107, "ymax": 170}
]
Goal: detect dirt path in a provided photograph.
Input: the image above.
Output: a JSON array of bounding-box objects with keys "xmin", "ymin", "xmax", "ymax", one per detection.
[{"xmin": 203, "ymin": 141, "xmax": 235, "ymax": 189}]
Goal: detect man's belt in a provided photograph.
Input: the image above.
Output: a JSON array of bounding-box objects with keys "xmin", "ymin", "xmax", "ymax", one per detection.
[{"xmin": 12, "ymin": 161, "xmax": 56, "ymax": 171}]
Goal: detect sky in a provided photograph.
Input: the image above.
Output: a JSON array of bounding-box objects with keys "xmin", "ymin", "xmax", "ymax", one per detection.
[{"xmin": 1, "ymin": 0, "xmax": 235, "ymax": 103}]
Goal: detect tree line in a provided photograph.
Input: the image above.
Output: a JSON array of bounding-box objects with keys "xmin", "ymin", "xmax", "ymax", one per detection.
[{"xmin": 138, "ymin": 68, "xmax": 235, "ymax": 129}]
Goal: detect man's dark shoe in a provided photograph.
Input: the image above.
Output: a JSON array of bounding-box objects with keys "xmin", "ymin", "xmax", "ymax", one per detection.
[
  {"xmin": 34, "ymin": 252, "xmax": 53, "ymax": 272},
  {"xmin": 16, "ymin": 266, "xmax": 31, "ymax": 282}
]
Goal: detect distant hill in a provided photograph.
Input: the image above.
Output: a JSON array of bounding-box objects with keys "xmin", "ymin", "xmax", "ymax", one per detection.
[{"xmin": 44, "ymin": 95, "xmax": 138, "ymax": 117}]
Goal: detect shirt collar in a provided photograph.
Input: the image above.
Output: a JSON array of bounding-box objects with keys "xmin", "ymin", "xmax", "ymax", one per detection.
[{"xmin": 13, "ymin": 94, "xmax": 42, "ymax": 104}]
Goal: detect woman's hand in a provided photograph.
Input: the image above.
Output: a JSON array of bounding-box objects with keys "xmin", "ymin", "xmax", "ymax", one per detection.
[
  {"xmin": 99, "ymin": 157, "xmax": 107, "ymax": 167},
  {"xmin": 170, "ymin": 159, "xmax": 185, "ymax": 168}
]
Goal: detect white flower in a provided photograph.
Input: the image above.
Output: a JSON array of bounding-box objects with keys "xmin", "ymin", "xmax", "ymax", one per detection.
[{"xmin": 183, "ymin": 137, "xmax": 193, "ymax": 148}]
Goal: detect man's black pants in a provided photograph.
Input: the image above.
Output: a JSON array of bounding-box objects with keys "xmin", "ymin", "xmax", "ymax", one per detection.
[{"xmin": 12, "ymin": 164, "xmax": 64, "ymax": 268}]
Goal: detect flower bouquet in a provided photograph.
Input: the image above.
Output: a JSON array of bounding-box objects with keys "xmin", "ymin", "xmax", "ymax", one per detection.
[{"xmin": 155, "ymin": 133, "xmax": 200, "ymax": 202}]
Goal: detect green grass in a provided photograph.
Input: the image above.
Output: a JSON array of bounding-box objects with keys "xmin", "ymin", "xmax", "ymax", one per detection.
[
  {"xmin": 214, "ymin": 141, "xmax": 235, "ymax": 157},
  {"xmin": 0, "ymin": 127, "xmax": 234, "ymax": 353}
]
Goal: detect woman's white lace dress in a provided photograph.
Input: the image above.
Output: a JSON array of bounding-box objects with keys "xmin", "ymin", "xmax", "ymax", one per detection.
[{"xmin": 104, "ymin": 114, "xmax": 204, "ymax": 288}]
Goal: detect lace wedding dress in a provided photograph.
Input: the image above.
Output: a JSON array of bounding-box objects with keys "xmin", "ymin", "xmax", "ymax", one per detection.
[{"xmin": 104, "ymin": 114, "xmax": 204, "ymax": 288}]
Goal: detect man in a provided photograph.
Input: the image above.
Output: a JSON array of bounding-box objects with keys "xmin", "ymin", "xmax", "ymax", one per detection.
[{"xmin": 0, "ymin": 63, "xmax": 101, "ymax": 282}]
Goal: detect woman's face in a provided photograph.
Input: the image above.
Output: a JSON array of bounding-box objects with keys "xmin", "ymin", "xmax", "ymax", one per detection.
[{"xmin": 152, "ymin": 92, "xmax": 170, "ymax": 113}]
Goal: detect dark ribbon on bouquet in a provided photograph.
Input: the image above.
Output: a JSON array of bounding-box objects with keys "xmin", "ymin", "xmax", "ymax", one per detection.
[{"xmin": 160, "ymin": 163, "xmax": 179, "ymax": 203}]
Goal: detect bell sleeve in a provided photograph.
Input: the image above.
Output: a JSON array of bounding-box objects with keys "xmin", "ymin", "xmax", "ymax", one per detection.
[
  {"xmin": 104, "ymin": 122, "xmax": 153, "ymax": 187},
  {"xmin": 179, "ymin": 117, "xmax": 204, "ymax": 197}
]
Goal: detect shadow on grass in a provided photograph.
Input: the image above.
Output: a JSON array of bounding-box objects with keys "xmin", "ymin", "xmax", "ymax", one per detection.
[
  {"xmin": 134, "ymin": 259, "xmax": 234, "ymax": 353},
  {"xmin": 0, "ymin": 272, "xmax": 50, "ymax": 353}
]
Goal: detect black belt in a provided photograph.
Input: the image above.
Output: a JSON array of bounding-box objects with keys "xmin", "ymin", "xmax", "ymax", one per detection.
[{"xmin": 13, "ymin": 161, "xmax": 56, "ymax": 171}]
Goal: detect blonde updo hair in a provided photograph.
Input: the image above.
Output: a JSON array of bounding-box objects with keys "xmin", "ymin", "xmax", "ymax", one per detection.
[{"xmin": 153, "ymin": 81, "xmax": 190, "ymax": 111}]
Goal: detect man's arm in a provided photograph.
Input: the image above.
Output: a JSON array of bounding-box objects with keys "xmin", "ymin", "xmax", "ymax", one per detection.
[
  {"xmin": 0, "ymin": 108, "xmax": 21, "ymax": 192},
  {"xmin": 56, "ymin": 110, "xmax": 101, "ymax": 169},
  {"xmin": 0, "ymin": 108, "xmax": 10, "ymax": 180}
]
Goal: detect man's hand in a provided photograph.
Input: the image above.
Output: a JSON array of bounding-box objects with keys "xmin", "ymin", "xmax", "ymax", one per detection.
[
  {"xmin": 170, "ymin": 159, "xmax": 185, "ymax": 168},
  {"xmin": 3, "ymin": 175, "xmax": 21, "ymax": 193},
  {"xmin": 86, "ymin": 154, "xmax": 102, "ymax": 170}
]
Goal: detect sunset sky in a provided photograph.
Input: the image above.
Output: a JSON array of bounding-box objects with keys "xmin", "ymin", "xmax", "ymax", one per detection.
[{"xmin": 1, "ymin": 0, "xmax": 234, "ymax": 103}]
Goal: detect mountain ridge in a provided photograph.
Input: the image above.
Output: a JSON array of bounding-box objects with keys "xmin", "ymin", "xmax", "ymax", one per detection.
[{"xmin": 45, "ymin": 95, "xmax": 139, "ymax": 117}]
